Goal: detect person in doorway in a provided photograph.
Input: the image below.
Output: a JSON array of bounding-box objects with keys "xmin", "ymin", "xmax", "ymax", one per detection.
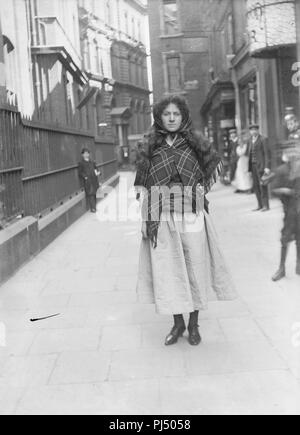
[
  {"xmin": 232, "ymin": 130, "xmax": 253, "ymax": 194},
  {"xmin": 78, "ymin": 148, "xmax": 101, "ymax": 213},
  {"xmin": 248, "ymin": 124, "xmax": 272, "ymax": 212},
  {"xmin": 134, "ymin": 96, "xmax": 236, "ymax": 347}
]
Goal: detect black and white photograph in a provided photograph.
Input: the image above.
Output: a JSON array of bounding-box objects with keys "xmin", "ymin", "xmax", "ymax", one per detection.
[{"xmin": 0, "ymin": 0, "xmax": 300, "ymax": 417}]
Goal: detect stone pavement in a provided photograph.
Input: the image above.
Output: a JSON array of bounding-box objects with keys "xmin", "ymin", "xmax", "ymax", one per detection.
[{"xmin": 0, "ymin": 172, "xmax": 300, "ymax": 415}]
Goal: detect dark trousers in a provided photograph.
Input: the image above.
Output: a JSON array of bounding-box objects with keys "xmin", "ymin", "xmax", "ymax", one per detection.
[
  {"xmin": 252, "ymin": 164, "xmax": 270, "ymax": 209},
  {"xmin": 86, "ymin": 194, "xmax": 96, "ymax": 211},
  {"xmin": 281, "ymin": 201, "xmax": 300, "ymax": 248}
]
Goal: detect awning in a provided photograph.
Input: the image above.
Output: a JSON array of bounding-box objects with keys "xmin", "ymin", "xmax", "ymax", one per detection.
[
  {"xmin": 201, "ymin": 81, "xmax": 235, "ymax": 115},
  {"xmin": 110, "ymin": 107, "xmax": 132, "ymax": 125},
  {"xmin": 31, "ymin": 46, "xmax": 88, "ymax": 86}
]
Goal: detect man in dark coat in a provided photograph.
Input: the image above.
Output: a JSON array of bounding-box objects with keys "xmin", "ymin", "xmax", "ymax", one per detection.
[
  {"xmin": 248, "ymin": 124, "xmax": 272, "ymax": 212},
  {"xmin": 78, "ymin": 148, "xmax": 100, "ymax": 213},
  {"xmin": 269, "ymin": 139, "xmax": 300, "ymax": 281}
]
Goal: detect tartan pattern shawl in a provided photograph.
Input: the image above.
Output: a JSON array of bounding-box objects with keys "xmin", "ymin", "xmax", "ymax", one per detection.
[
  {"xmin": 134, "ymin": 112, "xmax": 222, "ymax": 248},
  {"xmin": 136, "ymin": 136, "xmax": 222, "ymax": 248}
]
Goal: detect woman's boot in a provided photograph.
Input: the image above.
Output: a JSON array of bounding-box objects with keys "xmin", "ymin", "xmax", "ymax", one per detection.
[
  {"xmin": 188, "ymin": 311, "xmax": 201, "ymax": 346},
  {"xmin": 272, "ymin": 246, "xmax": 288, "ymax": 282},
  {"xmin": 165, "ymin": 315, "xmax": 186, "ymax": 346}
]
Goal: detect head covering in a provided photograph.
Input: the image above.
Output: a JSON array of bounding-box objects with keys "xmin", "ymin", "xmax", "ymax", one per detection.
[
  {"xmin": 249, "ymin": 124, "xmax": 260, "ymax": 131},
  {"xmin": 152, "ymin": 96, "xmax": 192, "ymax": 138}
]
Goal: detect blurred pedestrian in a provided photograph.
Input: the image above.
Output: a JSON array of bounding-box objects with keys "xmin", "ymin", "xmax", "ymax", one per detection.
[
  {"xmin": 232, "ymin": 130, "xmax": 253, "ymax": 194},
  {"xmin": 285, "ymin": 113, "xmax": 300, "ymax": 140},
  {"xmin": 134, "ymin": 96, "xmax": 236, "ymax": 347},
  {"xmin": 78, "ymin": 148, "xmax": 101, "ymax": 213},
  {"xmin": 267, "ymin": 139, "xmax": 300, "ymax": 281},
  {"xmin": 248, "ymin": 124, "xmax": 272, "ymax": 212},
  {"xmin": 229, "ymin": 128, "xmax": 239, "ymax": 184}
]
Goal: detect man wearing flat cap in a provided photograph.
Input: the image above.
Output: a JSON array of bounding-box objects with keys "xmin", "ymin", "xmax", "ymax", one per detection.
[{"xmin": 248, "ymin": 124, "xmax": 272, "ymax": 212}]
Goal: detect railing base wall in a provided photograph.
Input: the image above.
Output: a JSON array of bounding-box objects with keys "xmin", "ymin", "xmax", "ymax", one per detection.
[{"xmin": 0, "ymin": 174, "xmax": 120, "ymax": 286}]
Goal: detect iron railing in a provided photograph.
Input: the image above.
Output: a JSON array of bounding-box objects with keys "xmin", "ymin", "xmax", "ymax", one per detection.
[{"xmin": 0, "ymin": 103, "xmax": 117, "ymax": 228}]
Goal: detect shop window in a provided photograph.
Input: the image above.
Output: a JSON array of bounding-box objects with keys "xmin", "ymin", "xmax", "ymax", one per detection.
[{"xmin": 162, "ymin": 0, "xmax": 180, "ymax": 36}]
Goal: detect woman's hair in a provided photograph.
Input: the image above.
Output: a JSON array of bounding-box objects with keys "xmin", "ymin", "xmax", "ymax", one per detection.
[{"xmin": 147, "ymin": 96, "xmax": 213, "ymax": 161}]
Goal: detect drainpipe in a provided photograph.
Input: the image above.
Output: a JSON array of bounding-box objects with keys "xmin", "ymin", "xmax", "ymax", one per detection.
[
  {"xmin": 0, "ymin": 13, "xmax": 6, "ymax": 103},
  {"xmin": 295, "ymin": 0, "xmax": 300, "ymax": 111}
]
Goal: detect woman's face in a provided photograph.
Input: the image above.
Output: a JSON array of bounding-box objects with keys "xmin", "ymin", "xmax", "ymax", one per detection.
[{"xmin": 161, "ymin": 103, "xmax": 183, "ymax": 133}]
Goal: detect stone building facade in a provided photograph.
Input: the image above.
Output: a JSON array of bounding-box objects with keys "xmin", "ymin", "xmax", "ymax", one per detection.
[
  {"xmin": 0, "ymin": 0, "xmax": 151, "ymax": 165},
  {"xmin": 78, "ymin": 0, "xmax": 152, "ymax": 166}
]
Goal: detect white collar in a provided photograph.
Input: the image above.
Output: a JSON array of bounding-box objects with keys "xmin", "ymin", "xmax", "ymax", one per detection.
[{"xmin": 166, "ymin": 135, "xmax": 178, "ymax": 147}]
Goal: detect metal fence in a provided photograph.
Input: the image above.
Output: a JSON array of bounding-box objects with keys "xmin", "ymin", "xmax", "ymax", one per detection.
[{"xmin": 0, "ymin": 102, "xmax": 118, "ymax": 228}]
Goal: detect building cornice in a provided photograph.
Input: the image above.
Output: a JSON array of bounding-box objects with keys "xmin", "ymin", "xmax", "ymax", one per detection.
[
  {"xmin": 124, "ymin": 0, "xmax": 148, "ymax": 15},
  {"xmin": 114, "ymin": 80, "xmax": 151, "ymax": 95}
]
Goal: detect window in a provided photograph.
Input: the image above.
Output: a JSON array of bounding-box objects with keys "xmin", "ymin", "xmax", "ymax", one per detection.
[
  {"xmin": 106, "ymin": 0, "xmax": 112, "ymax": 24},
  {"xmin": 132, "ymin": 17, "xmax": 136, "ymax": 39},
  {"xmin": 124, "ymin": 11, "xmax": 129, "ymax": 34},
  {"xmin": 96, "ymin": 93, "xmax": 107, "ymax": 136},
  {"xmin": 93, "ymin": 40, "xmax": 99, "ymax": 73},
  {"xmin": 162, "ymin": 0, "xmax": 179, "ymax": 36},
  {"xmin": 166, "ymin": 56, "xmax": 182, "ymax": 92}
]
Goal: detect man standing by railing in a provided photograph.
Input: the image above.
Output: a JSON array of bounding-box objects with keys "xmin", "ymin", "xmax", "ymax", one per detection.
[{"xmin": 78, "ymin": 148, "xmax": 101, "ymax": 214}]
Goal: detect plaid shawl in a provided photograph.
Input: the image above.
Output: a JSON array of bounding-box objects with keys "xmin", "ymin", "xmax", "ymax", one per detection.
[{"xmin": 135, "ymin": 114, "xmax": 222, "ymax": 248}]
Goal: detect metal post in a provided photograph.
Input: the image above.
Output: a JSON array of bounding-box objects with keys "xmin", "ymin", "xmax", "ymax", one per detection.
[
  {"xmin": 296, "ymin": 0, "xmax": 300, "ymax": 109},
  {"xmin": 0, "ymin": 14, "xmax": 6, "ymax": 103}
]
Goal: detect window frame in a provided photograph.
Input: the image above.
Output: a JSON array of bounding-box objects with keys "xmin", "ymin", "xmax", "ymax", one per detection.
[{"xmin": 160, "ymin": 0, "xmax": 181, "ymax": 37}]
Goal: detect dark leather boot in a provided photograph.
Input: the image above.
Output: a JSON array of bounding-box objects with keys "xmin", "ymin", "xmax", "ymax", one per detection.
[
  {"xmin": 165, "ymin": 315, "xmax": 186, "ymax": 346},
  {"xmin": 188, "ymin": 311, "xmax": 202, "ymax": 346},
  {"xmin": 272, "ymin": 246, "xmax": 288, "ymax": 282}
]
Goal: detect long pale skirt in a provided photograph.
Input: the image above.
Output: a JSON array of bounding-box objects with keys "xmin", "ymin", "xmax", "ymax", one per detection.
[
  {"xmin": 137, "ymin": 211, "xmax": 237, "ymax": 315},
  {"xmin": 233, "ymin": 155, "xmax": 253, "ymax": 192}
]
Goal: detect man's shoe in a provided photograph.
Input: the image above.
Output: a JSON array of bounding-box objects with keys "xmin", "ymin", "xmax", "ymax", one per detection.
[
  {"xmin": 261, "ymin": 207, "xmax": 270, "ymax": 212},
  {"xmin": 272, "ymin": 267, "xmax": 286, "ymax": 282},
  {"xmin": 165, "ymin": 325, "xmax": 186, "ymax": 346},
  {"xmin": 252, "ymin": 207, "xmax": 263, "ymax": 212},
  {"xmin": 188, "ymin": 324, "xmax": 202, "ymax": 346}
]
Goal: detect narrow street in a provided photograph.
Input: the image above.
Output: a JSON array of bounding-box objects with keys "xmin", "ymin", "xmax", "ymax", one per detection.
[{"xmin": 0, "ymin": 172, "xmax": 300, "ymax": 415}]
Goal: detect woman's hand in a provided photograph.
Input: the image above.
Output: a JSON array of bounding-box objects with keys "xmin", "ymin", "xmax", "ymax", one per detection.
[{"xmin": 141, "ymin": 222, "xmax": 148, "ymax": 239}]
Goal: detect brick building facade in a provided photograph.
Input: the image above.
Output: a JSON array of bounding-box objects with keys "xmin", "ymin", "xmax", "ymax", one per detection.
[
  {"xmin": 147, "ymin": 0, "xmax": 212, "ymax": 130},
  {"xmin": 148, "ymin": 0, "xmax": 300, "ymax": 163}
]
